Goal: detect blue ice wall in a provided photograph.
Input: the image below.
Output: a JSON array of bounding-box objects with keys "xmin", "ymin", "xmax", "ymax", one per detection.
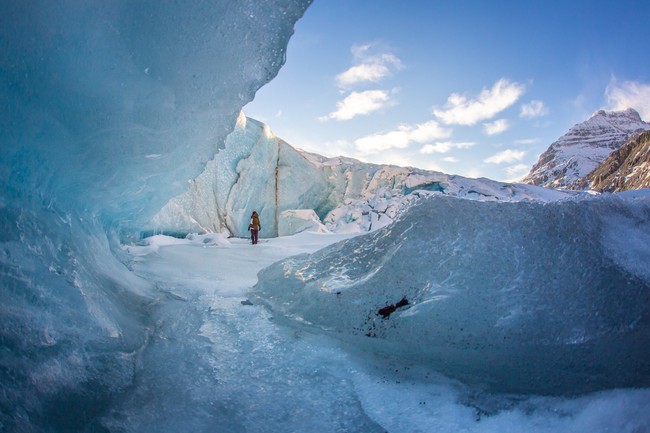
[
  {"xmin": 251, "ymin": 193, "xmax": 650, "ymax": 395},
  {"xmin": 1, "ymin": 1, "xmax": 309, "ymax": 229},
  {"xmin": 0, "ymin": 1, "xmax": 310, "ymax": 431}
]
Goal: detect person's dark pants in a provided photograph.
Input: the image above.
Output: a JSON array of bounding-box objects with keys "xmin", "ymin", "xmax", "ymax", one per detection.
[{"xmin": 251, "ymin": 228, "xmax": 259, "ymax": 244}]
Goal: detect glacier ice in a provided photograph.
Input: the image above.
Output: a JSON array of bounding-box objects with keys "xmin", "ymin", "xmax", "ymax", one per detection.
[
  {"xmin": 251, "ymin": 193, "xmax": 650, "ymax": 395},
  {"xmin": 2, "ymin": 0, "xmax": 649, "ymax": 431},
  {"xmin": 0, "ymin": 1, "xmax": 308, "ymax": 230},
  {"xmin": 0, "ymin": 0, "xmax": 310, "ymax": 431},
  {"xmin": 278, "ymin": 209, "xmax": 328, "ymax": 236},
  {"xmin": 150, "ymin": 112, "xmax": 573, "ymax": 238}
]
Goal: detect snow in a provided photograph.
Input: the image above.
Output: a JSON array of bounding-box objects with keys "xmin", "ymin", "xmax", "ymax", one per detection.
[{"xmin": 110, "ymin": 220, "xmax": 650, "ymax": 432}]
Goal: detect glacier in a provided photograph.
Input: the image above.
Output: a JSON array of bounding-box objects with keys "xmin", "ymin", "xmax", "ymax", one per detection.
[
  {"xmin": 148, "ymin": 112, "xmax": 571, "ymax": 238},
  {"xmin": 0, "ymin": 1, "xmax": 311, "ymax": 431},
  {"xmin": 251, "ymin": 192, "xmax": 650, "ymax": 395},
  {"xmin": 1, "ymin": 1, "xmax": 650, "ymax": 432}
]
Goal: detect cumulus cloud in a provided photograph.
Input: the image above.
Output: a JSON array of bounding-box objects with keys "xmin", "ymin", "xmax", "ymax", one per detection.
[
  {"xmin": 433, "ymin": 78, "xmax": 525, "ymax": 125},
  {"xmin": 520, "ymin": 100, "xmax": 548, "ymax": 118},
  {"xmin": 409, "ymin": 120, "xmax": 453, "ymax": 143},
  {"xmin": 337, "ymin": 64, "xmax": 392, "ymax": 87},
  {"xmin": 483, "ymin": 119, "xmax": 509, "ymax": 135},
  {"xmin": 323, "ymin": 44, "xmax": 404, "ymax": 122},
  {"xmin": 606, "ymin": 78, "xmax": 650, "ymax": 121},
  {"xmin": 323, "ymin": 90, "xmax": 390, "ymax": 121},
  {"xmin": 455, "ymin": 141, "xmax": 477, "ymax": 149},
  {"xmin": 354, "ymin": 120, "xmax": 451, "ymax": 155},
  {"xmin": 336, "ymin": 44, "xmax": 403, "ymax": 88},
  {"xmin": 484, "ymin": 149, "xmax": 526, "ymax": 164},
  {"xmin": 420, "ymin": 142, "xmax": 453, "ymax": 154},
  {"xmin": 420, "ymin": 141, "xmax": 476, "ymax": 154}
]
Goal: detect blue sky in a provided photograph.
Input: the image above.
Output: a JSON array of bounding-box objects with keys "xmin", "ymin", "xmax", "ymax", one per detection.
[{"xmin": 245, "ymin": 0, "xmax": 650, "ymax": 181}]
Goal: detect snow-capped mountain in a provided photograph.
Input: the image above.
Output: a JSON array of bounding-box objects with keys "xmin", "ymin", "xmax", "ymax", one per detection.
[
  {"xmin": 572, "ymin": 129, "xmax": 650, "ymax": 192},
  {"xmin": 148, "ymin": 112, "xmax": 569, "ymax": 238},
  {"xmin": 522, "ymin": 108, "xmax": 650, "ymax": 189}
]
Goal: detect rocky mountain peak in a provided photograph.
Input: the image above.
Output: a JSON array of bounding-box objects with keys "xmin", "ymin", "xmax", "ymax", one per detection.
[
  {"xmin": 522, "ymin": 108, "xmax": 650, "ymax": 188},
  {"xmin": 570, "ymin": 130, "xmax": 650, "ymax": 192}
]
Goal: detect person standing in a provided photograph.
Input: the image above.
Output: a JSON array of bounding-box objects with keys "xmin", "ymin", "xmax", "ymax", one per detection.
[{"xmin": 248, "ymin": 211, "xmax": 261, "ymax": 244}]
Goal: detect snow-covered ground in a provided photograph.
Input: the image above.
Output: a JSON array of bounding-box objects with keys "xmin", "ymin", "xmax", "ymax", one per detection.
[{"xmin": 111, "ymin": 229, "xmax": 650, "ymax": 433}]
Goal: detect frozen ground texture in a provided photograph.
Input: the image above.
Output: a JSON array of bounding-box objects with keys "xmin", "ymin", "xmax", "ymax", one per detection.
[
  {"xmin": 1, "ymin": 1, "xmax": 649, "ymax": 432},
  {"xmin": 123, "ymin": 230, "xmax": 650, "ymax": 433}
]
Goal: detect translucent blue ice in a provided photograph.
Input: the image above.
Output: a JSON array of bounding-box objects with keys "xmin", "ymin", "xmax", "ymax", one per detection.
[{"xmin": 0, "ymin": 1, "xmax": 310, "ymax": 430}]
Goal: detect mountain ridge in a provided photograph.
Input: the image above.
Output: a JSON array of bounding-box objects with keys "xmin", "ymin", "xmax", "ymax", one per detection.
[
  {"xmin": 570, "ymin": 129, "xmax": 650, "ymax": 192},
  {"xmin": 522, "ymin": 108, "xmax": 650, "ymax": 189}
]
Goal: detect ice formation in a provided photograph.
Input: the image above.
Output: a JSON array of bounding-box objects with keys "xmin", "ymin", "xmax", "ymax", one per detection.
[
  {"xmin": 0, "ymin": 1, "xmax": 310, "ymax": 431},
  {"xmin": 149, "ymin": 112, "xmax": 573, "ymax": 237},
  {"xmin": 1, "ymin": 0, "xmax": 649, "ymax": 432},
  {"xmin": 251, "ymin": 192, "xmax": 650, "ymax": 395}
]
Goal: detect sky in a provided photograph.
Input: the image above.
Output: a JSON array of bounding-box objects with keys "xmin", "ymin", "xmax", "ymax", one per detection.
[{"xmin": 244, "ymin": 0, "xmax": 650, "ymax": 182}]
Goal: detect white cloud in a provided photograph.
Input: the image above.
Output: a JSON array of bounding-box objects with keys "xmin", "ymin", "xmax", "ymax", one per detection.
[
  {"xmin": 323, "ymin": 90, "xmax": 390, "ymax": 121},
  {"xmin": 433, "ymin": 78, "xmax": 525, "ymax": 125},
  {"xmin": 336, "ymin": 44, "xmax": 403, "ymax": 88},
  {"xmin": 455, "ymin": 141, "xmax": 477, "ymax": 149},
  {"xmin": 409, "ymin": 120, "xmax": 453, "ymax": 143},
  {"xmin": 606, "ymin": 78, "xmax": 650, "ymax": 121},
  {"xmin": 337, "ymin": 64, "xmax": 392, "ymax": 87},
  {"xmin": 483, "ymin": 119, "xmax": 509, "ymax": 135},
  {"xmin": 520, "ymin": 100, "xmax": 548, "ymax": 118},
  {"xmin": 484, "ymin": 149, "xmax": 526, "ymax": 164},
  {"xmin": 420, "ymin": 142, "xmax": 453, "ymax": 154},
  {"xmin": 420, "ymin": 140, "xmax": 476, "ymax": 154},
  {"xmin": 354, "ymin": 120, "xmax": 451, "ymax": 155},
  {"xmin": 442, "ymin": 156, "xmax": 459, "ymax": 163}
]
